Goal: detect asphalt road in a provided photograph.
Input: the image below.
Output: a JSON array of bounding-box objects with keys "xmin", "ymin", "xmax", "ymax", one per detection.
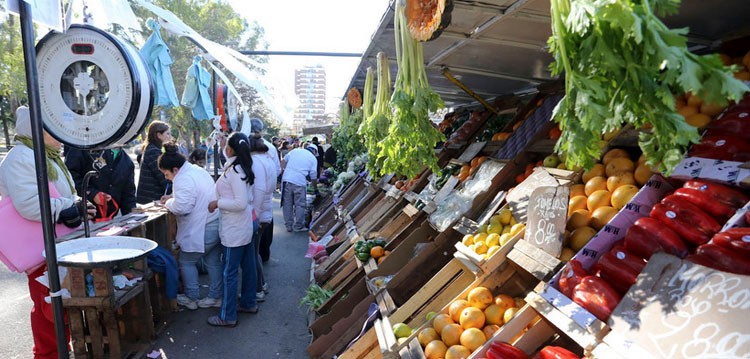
[{"xmin": 0, "ymin": 145, "xmax": 314, "ymax": 358}]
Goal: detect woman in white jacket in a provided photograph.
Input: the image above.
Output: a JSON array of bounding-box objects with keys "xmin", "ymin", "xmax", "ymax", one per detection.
[
  {"xmin": 249, "ymin": 136, "xmax": 276, "ymax": 301},
  {"xmin": 158, "ymin": 143, "xmax": 222, "ymax": 310},
  {"xmin": 207, "ymin": 132, "xmax": 257, "ymax": 327}
]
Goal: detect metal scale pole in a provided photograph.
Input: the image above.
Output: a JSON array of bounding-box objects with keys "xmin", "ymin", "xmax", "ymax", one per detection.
[
  {"xmin": 212, "ymin": 68, "xmax": 220, "ymax": 179},
  {"xmin": 17, "ymin": 1, "xmax": 69, "ymax": 357}
]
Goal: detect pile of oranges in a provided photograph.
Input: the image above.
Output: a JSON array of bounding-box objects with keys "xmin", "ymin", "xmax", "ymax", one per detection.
[{"xmin": 417, "ymin": 287, "xmax": 526, "ymax": 359}]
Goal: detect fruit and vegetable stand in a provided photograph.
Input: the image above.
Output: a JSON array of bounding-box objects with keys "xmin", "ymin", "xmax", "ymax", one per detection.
[{"xmin": 306, "ymin": 0, "xmax": 750, "ymax": 358}]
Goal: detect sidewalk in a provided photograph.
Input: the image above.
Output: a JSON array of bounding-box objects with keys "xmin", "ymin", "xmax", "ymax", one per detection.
[{"xmin": 150, "ymin": 196, "xmax": 313, "ymax": 358}]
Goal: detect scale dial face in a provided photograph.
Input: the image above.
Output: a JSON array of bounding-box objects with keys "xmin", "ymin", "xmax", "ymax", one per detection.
[{"xmin": 36, "ymin": 25, "xmax": 150, "ymax": 149}]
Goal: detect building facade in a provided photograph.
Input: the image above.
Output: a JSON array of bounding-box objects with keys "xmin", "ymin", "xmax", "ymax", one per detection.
[{"xmin": 293, "ymin": 65, "xmax": 327, "ymax": 133}]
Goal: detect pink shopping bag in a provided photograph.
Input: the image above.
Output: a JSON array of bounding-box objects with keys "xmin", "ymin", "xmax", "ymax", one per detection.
[{"xmin": 0, "ymin": 183, "xmax": 77, "ymax": 273}]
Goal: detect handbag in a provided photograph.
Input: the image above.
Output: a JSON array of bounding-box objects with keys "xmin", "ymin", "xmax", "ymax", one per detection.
[{"xmin": 0, "ymin": 183, "xmax": 77, "ymax": 273}]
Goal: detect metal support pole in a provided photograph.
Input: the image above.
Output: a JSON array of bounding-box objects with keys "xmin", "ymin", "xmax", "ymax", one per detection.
[
  {"xmin": 212, "ymin": 68, "xmax": 219, "ymax": 180},
  {"xmin": 17, "ymin": 2, "xmax": 69, "ymax": 357},
  {"xmin": 441, "ymin": 67, "xmax": 500, "ymax": 116}
]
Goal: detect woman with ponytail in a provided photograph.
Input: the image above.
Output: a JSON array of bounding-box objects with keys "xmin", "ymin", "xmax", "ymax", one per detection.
[
  {"xmin": 207, "ymin": 132, "xmax": 257, "ymax": 327},
  {"xmin": 136, "ymin": 121, "xmax": 171, "ymax": 204},
  {"xmin": 158, "ymin": 142, "xmax": 222, "ymax": 311}
]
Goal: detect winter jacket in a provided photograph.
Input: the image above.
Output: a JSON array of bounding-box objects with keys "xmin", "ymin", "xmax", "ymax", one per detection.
[
  {"xmin": 262, "ymin": 138, "xmax": 281, "ymax": 177},
  {"xmin": 146, "ymin": 246, "xmax": 178, "ymax": 300},
  {"xmin": 0, "ymin": 143, "xmax": 76, "ymax": 222},
  {"xmin": 215, "ymin": 156, "xmax": 254, "ymax": 247},
  {"xmin": 65, "ymin": 148, "xmax": 137, "ymax": 216},
  {"xmin": 251, "ymin": 153, "xmax": 276, "ymax": 224},
  {"xmin": 164, "ymin": 162, "xmax": 218, "ymax": 253},
  {"xmin": 136, "ymin": 143, "xmax": 171, "ymax": 204}
]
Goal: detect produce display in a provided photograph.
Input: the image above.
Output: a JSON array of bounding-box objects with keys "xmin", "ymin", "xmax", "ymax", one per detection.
[
  {"xmin": 548, "ymin": 0, "xmax": 748, "ymax": 173},
  {"xmin": 359, "ymin": 52, "xmax": 392, "ymax": 174},
  {"xmin": 687, "ymin": 94, "xmax": 750, "ymax": 161},
  {"xmin": 353, "ymin": 237, "xmax": 388, "ymax": 262},
  {"xmin": 461, "ymin": 207, "xmax": 525, "ymax": 259}
]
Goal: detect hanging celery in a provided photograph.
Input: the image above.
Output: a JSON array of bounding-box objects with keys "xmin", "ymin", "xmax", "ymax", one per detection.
[
  {"xmin": 377, "ymin": 0, "xmax": 445, "ymax": 179},
  {"xmin": 548, "ymin": 0, "xmax": 748, "ymax": 173},
  {"xmin": 332, "ymin": 101, "xmax": 365, "ymax": 171},
  {"xmin": 359, "ymin": 52, "xmax": 393, "ymax": 174}
]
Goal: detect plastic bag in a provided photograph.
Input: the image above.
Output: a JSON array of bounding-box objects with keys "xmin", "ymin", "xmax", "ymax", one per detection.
[
  {"xmin": 366, "ymin": 275, "xmax": 394, "ymax": 294},
  {"xmin": 304, "ymin": 242, "xmax": 327, "ymax": 258}
]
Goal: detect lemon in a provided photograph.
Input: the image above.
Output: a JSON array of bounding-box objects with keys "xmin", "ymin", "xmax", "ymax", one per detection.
[
  {"xmin": 501, "ymin": 225, "xmax": 511, "ymax": 235},
  {"xmin": 487, "ymin": 223, "xmax": 504, "ymax": 235},
  {"xmin": 473, "ymin": 233, "xmax": 488, "ymax": 244},
  {"xmin": 509, "ymin": 216, "xmax": 517, "ymax": 226},
  {"xmin": 499, "ymin": 233, "xmax": 513, "ymax": 246},
  {"xmin": 474, "ymin": 242, "xmax": 488, "ymax": 255},
  {"xmin": 485, "ymin": 233, "xmax": 501, "ymax": 247},
  {"xmin": 486, "ymin": 245, "xmax": 501, "ymax": 259},
  {"xmin": 393, "ymin": 323, "xmax": 412, "ymax": 338},
  {"xmin": 497, "ymin": 208, "xmax": 512, "ymax": 225},
  {"xmin": 461, "ymin": 234, "xmax": 474, "ymax": 246},
  {"xmin": 510, "ymin": 223, "xmax": 526, "ymax": 236}
]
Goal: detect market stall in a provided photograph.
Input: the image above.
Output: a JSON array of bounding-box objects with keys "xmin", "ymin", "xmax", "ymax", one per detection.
[{"xmin": 306, "ymin": 0, "xmax": 750, "ymax": 358}]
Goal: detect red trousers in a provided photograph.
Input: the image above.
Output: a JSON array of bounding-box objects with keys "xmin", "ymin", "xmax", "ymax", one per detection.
[{"xmin": 27, "ymin": 265, "xmax": 69, "ymax": 359}]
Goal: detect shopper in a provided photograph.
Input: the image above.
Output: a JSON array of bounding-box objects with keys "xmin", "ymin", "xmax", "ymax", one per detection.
[
  {"xmin": 311, "ymin": 136, "xmax": 325, "ymax": 174},
  {"xmin": 136, "ymin": 121, "xmax": 172, "ymax": 204},
  {"xmin": 0, "ymin": 106, "xmax": 89, "ymax": 359},
  {"xmin": 207, "ymin": 132, "xmax": 258, "ymax": 327},
  {"xmin": 249, "ymin": 136, "xmax": 275, "ymax": 300},
  {"xmin": 65, "ymin": 147, "xmax": 137, "ymax": 218},
  {"xmin": 281, "ymin": 145, "xmax": 318, "ymax": 232},
  {"xmin": 158, "ymin": 143, "xmax": 222, "ymax": 310},
  {"xmin": 248, "ymin": 118, "xmax": 281, "ymax": 262}
]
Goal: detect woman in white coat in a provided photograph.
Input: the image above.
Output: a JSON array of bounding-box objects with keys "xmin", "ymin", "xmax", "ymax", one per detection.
[
  {"xmin": 158, "ymin": 143, "xmax": 222, "ymax": 310},
  {"xmin": 207, "ymin": 132, "xmax": 257, "ymax": 327},
  {"xmin": 249, "ymin": 136, "xmax": 276, "ymax": 301}
]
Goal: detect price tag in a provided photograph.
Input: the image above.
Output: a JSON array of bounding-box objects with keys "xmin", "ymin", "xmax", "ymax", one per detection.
[
  {"xmin": 523, "ymin": 186, "xmax": 569, "ymax": 258},
  {"xmin": 457, "ymin": 142, "xmax": 487, "ymax": 163},
  {"xmin": 507, "ymin": 168, "xmax": 560, "ymax": 222}
]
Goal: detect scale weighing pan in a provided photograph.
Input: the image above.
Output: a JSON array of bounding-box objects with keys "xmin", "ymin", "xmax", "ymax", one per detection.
[{"xmin": 45, "ymin": 236, "xmax": 157, "ymax": 268}]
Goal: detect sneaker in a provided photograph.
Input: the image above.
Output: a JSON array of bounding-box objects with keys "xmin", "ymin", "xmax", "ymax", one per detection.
[
  {"xmin": 294, "ymin": 227, "xmax": 309, "ymax": 232},
  {"xmin": 197, "ymin": 297, "xmax": 222, "ymax": 308},
  {"xmin": 262, "ymin": 282, "xmax": 269, "ymax": 294},
  {"xmin": 238, "ymin": 306, "xmax": 258, "ymax": 314},
  {"xmin": 286, "ymin": 227, "xmax": 293, "ymax": 232},
  {"xmin": 176, "ymin": 294, "xmax": 198, "ymax": 310},
  {"xmin": 256, "ymin": 291, "xmax": 266, "ymax": 302},
  {"xmin": 207, "ymin": 315, "xmax": 237, "ymax": 327}
]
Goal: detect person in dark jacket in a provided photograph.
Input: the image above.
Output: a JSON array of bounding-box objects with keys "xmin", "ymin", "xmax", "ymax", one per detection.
[
  {"xmin": 65, "ymin": 147, "xmax": 137, "ymax": 217},
  {"xmin": 137, "ymin": 121, "xmax": 172, "ymax": 204}
]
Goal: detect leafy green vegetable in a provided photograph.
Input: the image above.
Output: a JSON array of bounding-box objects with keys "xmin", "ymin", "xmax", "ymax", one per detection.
[
  {"xmin": 548, "ymin": 0, "xmax": 748, "ymax": 173},
  {"xmin": 332, "ymin": 101, "xmax": 366, "ymax": 171},
  {"xmin": 359, "ymin": 52, "xmax": 392, "ymax": 174},
  {"xmin": 299, "ymin": 284, "xmax": 334, "ymax": 309},
  {"xmin": 373, "ymin": 0, "xmax": 445, "ymax": 179}
]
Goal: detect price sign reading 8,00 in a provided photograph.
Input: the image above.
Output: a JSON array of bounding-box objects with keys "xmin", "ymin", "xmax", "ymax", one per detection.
[
  {"xmin": 524, "ymin": 186, "xmax": 569, "ymax": 257},
  {"xmin": 533, "ymin": 217, "xmax": 559, "ymax": 246}
]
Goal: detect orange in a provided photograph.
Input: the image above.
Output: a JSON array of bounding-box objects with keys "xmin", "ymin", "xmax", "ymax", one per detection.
[
  {"xmin": 378, "ymin": 256, "xmax": 387, "ymax": 265},
  {"xmin": 605, "ymin": 157, "xmax": 635, "ymax": 177},
  {"xmin": 446, "ymin": 345, "xmax": 472, "ymax": 359},
  {"xmin": 493, "ymin": 294, "xmax": 515, "ymax": 312},
  {"xmin": 503, "ymin": 307, "xmax": 520, "ymax": 324},
  {"xmin": 685, "ymin": 113, "xmax": 711, "ymax": 129},
  {"xmin": 637, "ymin": 153, "xmax": 647, "ymax": 165},
  {"xmin": 602, "ymin": 149, "xmax": 629, "ymax": 165},
  {"xmin": 584, "ymin": 176, "xmax": 608, "ymax": 196},
  {"xmin": 483, "ymin": 304, "xmax": 505, "ymax": 325},
  {"xmin": 467, "ymin": 287, "xmax": 493, "ymax": 310},
  {"xmin": 568, "ymin": 196, "xmax": 589, "ymax": 216},
  {"xmin": 612, "ymin": 185, "xmax": 639, "ymax": 210},
  {"xmin": 370, "ymin": 246, "xmax": 385, "ymax": 259},
  {"xmin": 700, "ymin": 101, "xmax": 725, "ymax": 117},
  {"xmin": 570, "ymin": 226, "xmax": 597, "ymax": 251},
  {"xmin": 449, "ymin": 300, "xmax": 472, "ymax": 323},
  {"xmin": 587, "ymin": 190, "xmax": 612, "ymax": 211},
  {"xmin": 459, "ymin": 307, "xmax": 486, "ymax": 329},
  {"xmin": 590, "ymin": 206, "xmax": 618, "ymax": 230},
  {"xmin": 424, "ymin": 340, "xmax": 448, "ymax": 359},
  {"xmin": 514, "ymin": 297, "xmax": 526, "ymax": 308},
  {"xmin": 433, "ymin": 313, "xmax": 454, "ymax": 334},
  {"xmin": 686, "ymin": 93, "xmax": 703, "ymax": 107},
  {"xmin": 566, "ymin": 209, "xmax": 591, "ymax": 231},
  {"xmin": 569, "ymin": 184, "xmax": 586, "ymax": 198},
  {"xmin": 560, "ymin": 247, "xmax": 575, "ymax": 261},
  {"xmin": 634, "ymin": 163, "xmax": 653, "ymax": 186},
  {"xmin": 483, "ymin": 324, "xmax": 500, "ymax": 339},
  {"xmin": 606, "ymin": 172, "xmax": 636, "ymax": 192},
  {"xmin": 418, "ymin": 328, "xmax": 440, "ymax": 347},
  {"xmin": 441, "ymin": 323, "xmax": 463, "ymax": 346},
  {"xmin": 459, "ymin": 328, "xmax": 487, "ymax": 352},
  {"xmin": 677, "ymin": 105, "xmax": 699, "ymax": 118},
  {"xmin": 582, "ymin": 163, "xmax": 605, "ymax": 183}
]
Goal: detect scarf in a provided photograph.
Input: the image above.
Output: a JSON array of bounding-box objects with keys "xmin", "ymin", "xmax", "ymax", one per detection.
[{"xmin": 15, "ymin": 135, "xmax": 76, "ymax": 195}]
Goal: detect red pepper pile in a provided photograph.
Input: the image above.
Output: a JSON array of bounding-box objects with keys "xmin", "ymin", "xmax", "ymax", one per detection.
[
  {"xmin": 479, "ymin": 341, "xmax": 581, "ymax": 359},
  {"xmin": 688, "ymin": 94, "xmax": 750, "ymax": 161}
]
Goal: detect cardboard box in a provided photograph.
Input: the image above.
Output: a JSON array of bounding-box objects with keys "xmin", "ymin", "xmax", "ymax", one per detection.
[{"xmin": 671, "ymin": 156, "xmax": 750, "ymax": 188}]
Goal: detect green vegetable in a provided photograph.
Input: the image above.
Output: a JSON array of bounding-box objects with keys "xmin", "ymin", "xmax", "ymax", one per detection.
[
  {"xmin": 332, "ymin": 101, "xmax": 366, "ymax": 172},
  {"xmin": 356, "ymin": 252, "xmax": 371, "ymax": 262},
  {"xmin": 373, "ymin": 0, "xmax": 445, "ymax": 179},
  {"xmin": 299, "ymin": 284, "xmax": 335, "ymax": 309},
  {"xmin": 359, "ymin": 52, "xmax": 392, "ymax": 174},
  {"xmin": 548, "ymin": 0, "xmax": 749, "ymax": 173}
]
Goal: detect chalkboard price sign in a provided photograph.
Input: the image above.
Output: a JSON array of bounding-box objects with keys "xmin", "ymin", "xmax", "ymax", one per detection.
[{"xmin": 524, "ymin": 186, "xmax": 569, "ymax": 258}]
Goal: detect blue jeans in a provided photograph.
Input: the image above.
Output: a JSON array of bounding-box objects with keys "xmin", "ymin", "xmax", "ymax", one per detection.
[
  {"xmin": 220, "ymin": 220, "xmax": 258, "ymax": 322},
  {"xmin": 253, "ymin": 225, "xmax": 265, "ymax": 292},
  {"xmin": 179, "ymin": 218, "xmax": 222, "ymax": 300}
]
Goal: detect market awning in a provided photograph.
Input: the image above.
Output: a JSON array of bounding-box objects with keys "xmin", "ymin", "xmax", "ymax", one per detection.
[{"xmin": 345, "ymin": 0, "xmax": 750, "ymax": 109}]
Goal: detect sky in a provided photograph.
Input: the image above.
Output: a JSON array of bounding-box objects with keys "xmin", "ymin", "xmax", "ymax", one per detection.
[{"xmin": 227, "ymin": 0, "xmax": 391, "ymax": 127}]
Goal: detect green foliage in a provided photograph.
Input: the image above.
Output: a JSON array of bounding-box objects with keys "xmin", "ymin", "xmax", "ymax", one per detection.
[
  {"xmin": 332, "ymin": 101, "xmax": 366, "ymax": 171},
  {"xmin": 548, "ymin": 0, "xmax": 749, "ymax": 173},
  {"xmin": 359, "ymin": 53, "xmax": 392, "ymax": 175}
]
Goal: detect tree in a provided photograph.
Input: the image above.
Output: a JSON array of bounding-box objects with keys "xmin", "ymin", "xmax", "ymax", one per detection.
[{"xmin": 0, "ymin": 14, "xmax": 27, "ymax": 149}]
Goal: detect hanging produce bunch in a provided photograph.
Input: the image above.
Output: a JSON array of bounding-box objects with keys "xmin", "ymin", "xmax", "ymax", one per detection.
[
  {"xmin": 375, "ymin": 0, "xmax": 446, "ymax": 179},
  {"xmin": 359, "ymin": 52, "xmax": 392, "ymax": 174},
  {"xmin": 548, "ymin": 0, "xmax": 749, "ymax": 173},
  {"xmin": 331, "ymin": 100, "xmax": 366, "ymax": 171}
]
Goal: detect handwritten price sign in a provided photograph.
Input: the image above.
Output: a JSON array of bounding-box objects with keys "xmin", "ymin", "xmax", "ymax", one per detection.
[{"xmin": 524, "ymin": 186, "xmax": 569, "ymax": 258}]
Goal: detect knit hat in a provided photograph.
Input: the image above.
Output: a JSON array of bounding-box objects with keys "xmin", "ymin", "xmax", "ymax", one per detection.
[{"xmin": 14, "ymin": 106, "xmax": 31, "ymax": 137}]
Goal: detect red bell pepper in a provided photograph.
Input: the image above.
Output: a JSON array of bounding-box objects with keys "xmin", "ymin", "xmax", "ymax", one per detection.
[
  {"xmin": 692, "ymin": 243, "xmax": 750, "ymax": 275},
  {"xmin": 532, "ymin": 346, "xmax": 580, "ymax": 359},
  {"xmin": 706, "ymin": 115, "xmax": 750, "ymax": 140},
  {"xmin": 624, "ymin": 217, "xmax": 688, "ymax": 259},
  {"xmin": 672, "ymin": 188, "xmax": 737, "ymax": 220},
  {"xmin": 712, "ymin": 228, "xmax": 750, "ymax": 256},
  {"xmin": 558, "ymin": 260, "xmax": 588, "ymax": 298},
  {"xmin": 572, "ymin": 276, "xmax": 622, "ymax": 322},
  {"xmin": 651, "ymin": 195, "xmax": 721, "ymax": 246},
  {"xmin": 488, "ymin": 341, "xmax": 528, "ymax": 359},
  {"xmin": 594, "ymin": 244, "xmax": 646, "ymax": 295},
  {"xmin": 683, "ymin": 180, "xmax": 749, "ymax": 211},
  {"xmin": 689, "ymin": 135, "xmax": 750, "ymax": 162}
]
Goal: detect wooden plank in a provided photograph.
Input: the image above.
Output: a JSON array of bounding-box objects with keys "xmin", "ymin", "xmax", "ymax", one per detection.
[
  {"xmin": 324, "ymin": 259, "xmax": 358, "ymax": 291},
  {"xmin": 525, "ymin": 291, "xmax": 603, "ymax": 351},
  {"xmin": 338, "ymin": 327, "xmax": 379, "ymax": 359},
  {"xmin": 86, "ymin": 308, "xmax": 105, "ymax": 358},
  {"xmin": 390, "ymin": 259, "xmax": 465, "ymax": 323}
]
